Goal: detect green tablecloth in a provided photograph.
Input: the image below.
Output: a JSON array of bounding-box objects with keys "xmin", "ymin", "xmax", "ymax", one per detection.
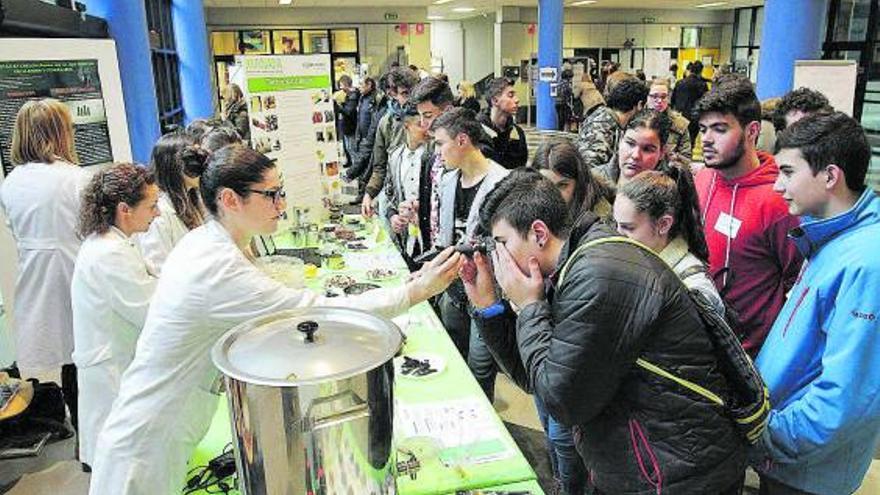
[{"xmin": 189, "ymin": 218, "xmax": 542, "ymax": 495}]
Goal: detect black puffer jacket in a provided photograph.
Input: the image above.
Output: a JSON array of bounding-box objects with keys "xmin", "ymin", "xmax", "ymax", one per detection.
[
  {"xmin": 477, "ymin": 108, "xmax": 528, "ymax": 170},
  {"xmin": 475, "ymin": 216, "xmax": 747, "ymax": 494}
]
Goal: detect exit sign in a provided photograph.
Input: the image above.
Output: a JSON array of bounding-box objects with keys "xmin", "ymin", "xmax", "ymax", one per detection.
[{"xmin": 385, "ymin": 12, "xmax": 399, "ymax": 21}]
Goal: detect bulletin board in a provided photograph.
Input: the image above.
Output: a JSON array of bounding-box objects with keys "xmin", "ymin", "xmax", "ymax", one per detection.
[{"xmin": 793, "ymin": 60, "xmax": 858, "ymax": 117}]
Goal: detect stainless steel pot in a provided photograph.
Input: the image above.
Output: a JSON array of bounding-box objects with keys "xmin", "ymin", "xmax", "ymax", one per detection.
[{"xmin": 211, "ymin": 307, "xmax": 404, "ymax": 495}]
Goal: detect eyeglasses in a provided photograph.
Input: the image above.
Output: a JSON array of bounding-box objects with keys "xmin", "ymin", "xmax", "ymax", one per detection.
[{"xmin": 248, "ymin": 188, "xmax": 286, "ymax": 204}]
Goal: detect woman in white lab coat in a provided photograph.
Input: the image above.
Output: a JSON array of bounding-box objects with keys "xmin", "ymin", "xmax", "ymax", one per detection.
[
  {"xmin": 88, "ymin": 144, "xmax": 463, "ymax": 495},
  {"xmin": 0, "ymin": 99, "xmax": 89, "ymax": 427},
  {"xmin": 71, "ymin": 163, "xmax": 160, "ymax": 469},
  {"xmin": 137, "ymin": 132, "xmax": 207, "ymax": 274}
]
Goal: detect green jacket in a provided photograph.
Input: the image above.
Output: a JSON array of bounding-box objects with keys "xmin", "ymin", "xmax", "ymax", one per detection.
[{"xmin": 365, "ymin": 111, "xmax": 406, "ymax": 199}]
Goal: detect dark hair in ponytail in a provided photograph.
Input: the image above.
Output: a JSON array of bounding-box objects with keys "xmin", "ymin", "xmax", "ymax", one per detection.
[
  {"xmin": 200, "ymin": 124, "xmax": 242, "ymax": 153},
  {"xmin": 531, "ymin": 137, "xmax": 615, "ymax": 225},
  {"xmin": 149, "ymin": 131, "xmax": 207, "ymax": 230},
  {"xmin": 200, "ymin": 144, "xmax": 276, "ymax": 216},
  {"xmin": 618, "ymin": 166, "xmax": 709, "ymax": 263},
  {"xmin": 79, "ymin": 163, "xmax": 155, "ymax": 238}
]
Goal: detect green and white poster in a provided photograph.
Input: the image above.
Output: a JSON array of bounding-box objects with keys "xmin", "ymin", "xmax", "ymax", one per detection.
[
  {"xmin": 239, "ymin": 54, "xmax": 344, "ymax": 220},
  {"xmin": 0, "ymin": 59, "xmax": 114, "ymax": 176}
]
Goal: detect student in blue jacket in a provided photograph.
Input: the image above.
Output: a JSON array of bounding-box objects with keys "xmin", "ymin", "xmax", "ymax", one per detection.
[{"xmin": 754, "ymin": 111, "xmax": 880, "ymax": 495}]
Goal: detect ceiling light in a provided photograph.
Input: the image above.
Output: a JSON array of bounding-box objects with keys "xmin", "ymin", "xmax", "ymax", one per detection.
[
  {"xmin": 433, "ymin": 0, "xmax": 454, "ymax": 4},
  {"xmin": 452, "ymin": 7, "xmax": 475, "ymax": 12},
  {"xmin": 570, "ymin": 1, "xmax": 597, "ymax": 5},
  {"xmin": 427, "ymin": 15, "xmax": 445, "ymax": 20},
  {"xmin": 279, "ymin": 0, "xmax": 292, "ymax": 4},
  {"xmin": 695, "ymin": 2, "xmax": 728, "ymax": 7}
]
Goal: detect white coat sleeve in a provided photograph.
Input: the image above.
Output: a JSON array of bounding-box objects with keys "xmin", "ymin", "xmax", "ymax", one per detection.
[
  {"xmin": 101, "ymin": 247, "xmax": 158, "ymax": 329},
  {"xmin": 208, "ymin": 254, "xmax": 412, "ymax": 325},
  {"xmin": 137, "ymin": 214, "xmax": 177, "ymax": 275}
]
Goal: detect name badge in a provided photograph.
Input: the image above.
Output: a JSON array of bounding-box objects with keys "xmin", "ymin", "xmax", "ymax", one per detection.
[{"xmin": 714, "ymin": 212, "xmax": 742, "ymax": 239}]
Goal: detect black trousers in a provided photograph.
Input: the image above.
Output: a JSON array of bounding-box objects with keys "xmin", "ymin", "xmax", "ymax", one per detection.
[
  {"xmin": 593, "ymin": 475, "xmax": 744, "ymax": 495},
  {"xmin": 61, "ymin": 363, "xmax": 78, "ymax": 431},
  {"xmin": 759, "ymin": 475, "xmax": 814, "ymax": 495}
]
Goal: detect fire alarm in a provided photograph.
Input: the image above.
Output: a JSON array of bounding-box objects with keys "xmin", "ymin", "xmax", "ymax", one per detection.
[{"xmin": 527, "ymin": 23, "xmax": 536, "ymax": 35}]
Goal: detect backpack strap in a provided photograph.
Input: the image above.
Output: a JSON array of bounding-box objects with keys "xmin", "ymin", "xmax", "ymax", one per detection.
[
  {"xmin": 556, "ymin": 235, "xmax": 726, "ymax": 407},
  {"xmin": 678, "ymin": 264, "xmax": 707, "ymax": 282}
]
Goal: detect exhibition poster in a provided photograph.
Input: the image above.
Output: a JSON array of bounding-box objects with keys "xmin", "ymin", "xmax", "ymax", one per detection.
[
  {"xmin": 0, "ymin": 59, "xmax": 113, "ymax": 176},
  {"xmin": 239, "ymin": 54, "xmax": 344, "ymax": 222}
]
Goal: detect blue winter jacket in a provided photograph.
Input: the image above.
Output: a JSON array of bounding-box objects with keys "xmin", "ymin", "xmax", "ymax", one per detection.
[{"xmin": 754, "ymin": 188, "xmax": 880, "ymax": 495}]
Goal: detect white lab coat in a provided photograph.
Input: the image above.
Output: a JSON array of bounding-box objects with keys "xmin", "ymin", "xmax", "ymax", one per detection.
[
  {"xmin": 71, "ymin": 227, "xmax": 157, "ymax": 466},
  {"xmin": 0, "ymin": 161, "xmax": 89, "ymax": 373},
  {"xmin": 88, "ymin": 220, "xmax": 411, "ymax": 495},
  {"xmin": 135, "ymin": 193, "xmax": 189, "ymax": 275}
]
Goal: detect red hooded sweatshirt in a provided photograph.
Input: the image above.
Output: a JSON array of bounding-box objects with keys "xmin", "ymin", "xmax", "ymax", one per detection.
[{"xmin": 695, "ymin": 151, "xmax": 803, "ymax": 355}]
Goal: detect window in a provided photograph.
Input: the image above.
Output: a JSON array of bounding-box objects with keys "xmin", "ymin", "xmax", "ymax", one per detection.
[
  {"xmin": 331, "ymin": 30, "xmax": 358, "ymax": 53},
  {"xmin": 303, "ymin": 30, "xmax": 330, "ymax": 54},
  {"xmin": 145, "ymin": 0, "xmax": 182, "ymax": 133},
  {"xmin": 732, "ymin": 6, "xmax": 764, "ymax": 81},
  {"xmin": 273, "ymin": 30, "xmax": 301, "ymax": 54},
  {"xmin": 681, "ymin": 27, "xmax": 700, "ymax": 48}
]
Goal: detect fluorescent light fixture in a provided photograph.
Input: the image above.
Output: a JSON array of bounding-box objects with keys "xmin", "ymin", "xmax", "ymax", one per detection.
[
  {"xmin": 433, "ymin": 0, "xmax": 454, "ymax": 4},
  {"xmin": 427, "ymin": 15, "xmax": 445, "ymax": 20},
  {"xmin": 571, "ymin": 0, "xmax": 597, "ymax": 5},
  {"xmin": 695, "ymin": 2, "xmax": 728, "ymax": 7},
  {"xmin": 279, "ymin": 0, "xmax": 293, "ymax": 4},
  {"xmin": 452, "ymin": 7, "xmax": 475, "ymax": 12}
]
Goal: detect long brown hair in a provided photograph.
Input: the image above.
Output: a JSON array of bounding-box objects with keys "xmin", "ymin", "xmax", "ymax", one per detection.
[
  {"xmin": 149, "ymin": 132, "xmax": 208, "ymax": 230},
  {"xmin": 10, "ymin": 99, "xmax": 79, "ymax": 165},
  {"xmin": 79, "ymin": 163, "xmax": 155, "ymax": 238},
  {"xmin": 531, "ymin": 138, "xmax": 614, "ymax": 225}
]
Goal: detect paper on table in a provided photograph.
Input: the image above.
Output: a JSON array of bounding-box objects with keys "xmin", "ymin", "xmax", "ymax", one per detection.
[
  {"xmin": 344, "ymin": 250, "xmax": 405, "ymax": 271},
  {"xmin": 396, "ymin": 398, "xmax": 514, "ymax": 465}
]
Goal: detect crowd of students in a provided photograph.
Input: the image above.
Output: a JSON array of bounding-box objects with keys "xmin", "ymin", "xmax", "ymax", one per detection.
[
  {"xmin": 1, "ymin": 61, "xmax": 879, "ymax": 495},
  {"xmin": 356, "ymin": 67, "xmax": 880, "ymax": 495}
]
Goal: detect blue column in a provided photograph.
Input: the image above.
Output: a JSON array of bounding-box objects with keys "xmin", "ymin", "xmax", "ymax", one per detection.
[
  {"xmin": 83, "ymin": 0, "xmax": 160, "ymax": 163},
  {"xmin": 172, "ymin": 0, "xmax": 214, "ymax": 124},
  {"xmin": 537, "ymin": 0, "xmax": 563, "ymax": 130},
  {"xmin": 755, "ymin": 0, "xmax": 825, "ymax": 100}
]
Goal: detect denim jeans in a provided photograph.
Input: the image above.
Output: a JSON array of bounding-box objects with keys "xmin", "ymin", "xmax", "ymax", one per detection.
[
  {"xmin": 468, "ymin": 320, "xmax": 497, "ymax": 402},
  {"xmin": 438, "ymin": 291, "xmax": 471, "ymax": 359},
  {"xmin": 438, "ymin": 292, "xmax": 498, "ymax": 401},
  {"xmin": 534, "ymin": 394, "xmax": 587, "ymax": 495}
]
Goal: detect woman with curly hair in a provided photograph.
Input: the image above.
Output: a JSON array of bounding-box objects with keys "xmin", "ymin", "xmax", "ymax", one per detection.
[
  {"xmin": 71, "ymin": 162, "xmax": 159, "ymax": 469},
  {"xmin": 137, "ymin": 131, "xmax": 208, "ymax": 274},
  {"xmin": 0, "ymin": 98, "xmax": 89, "ymax": 426}
]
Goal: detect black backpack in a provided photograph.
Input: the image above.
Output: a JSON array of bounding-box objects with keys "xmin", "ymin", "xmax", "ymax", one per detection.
[{"xmin": 558, "ymin": 236, "xmax": 770, "ymax": 445}]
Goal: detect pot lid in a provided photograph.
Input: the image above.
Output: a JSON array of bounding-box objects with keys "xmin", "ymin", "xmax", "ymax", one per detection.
[{"xmin": 212, "ymin": 308, "xmax": 403, "ymax": 387}]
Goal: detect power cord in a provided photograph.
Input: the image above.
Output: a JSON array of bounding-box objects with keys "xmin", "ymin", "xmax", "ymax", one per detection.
[{"xmin": 184, "ymin": 443, "xmax": 236, "ymax": 494}]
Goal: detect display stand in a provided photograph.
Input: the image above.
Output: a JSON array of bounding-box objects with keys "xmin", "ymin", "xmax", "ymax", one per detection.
[
  {"xmin": 793, "ymin": 60, "xmax": 858, "ymax": 117},
  {"xmin": 237, "ymin": 54, "xmax": 348, "ymax": 226}
]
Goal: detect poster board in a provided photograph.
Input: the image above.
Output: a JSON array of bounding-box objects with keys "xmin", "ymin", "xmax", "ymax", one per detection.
[
  {"xmin": 793, "ymin": 60, "xmax": 858, "ymax": 117},
  {"xmin": 0, "ymin": 38, "xmax": 130, "ymax": 367},
  {"xmin": 0, "ymin": 39, "xmax": 131, "ymax": 176},
  {"xmin": 643, "ymin": 49, "xmax": 672, "ymax": 81},
  {"xmin": 238, "ymin": 54, "xmax": 344, "ymax": 225}
]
